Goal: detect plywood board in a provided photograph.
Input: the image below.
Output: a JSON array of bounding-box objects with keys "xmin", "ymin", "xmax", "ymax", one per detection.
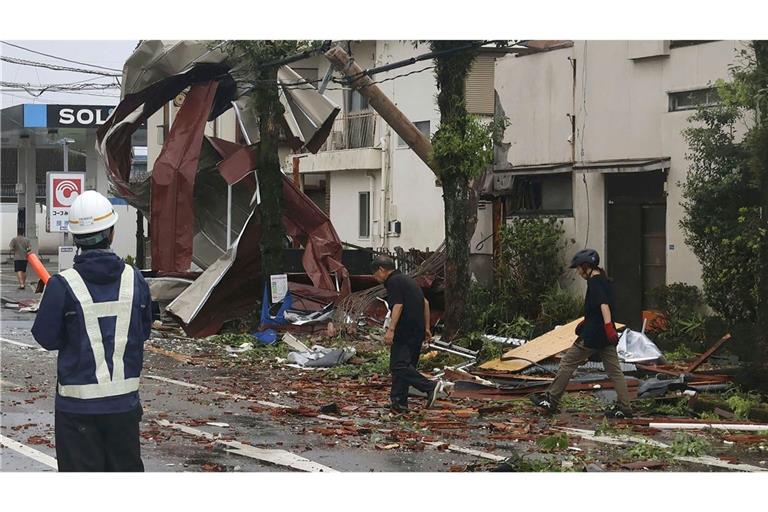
[
  {"xmin": 479, "ymin": 318, "xmax": 626, "ymax": 372},
  {"xmin": 479, "ymin": 318, "xmax": 584, "ymax": 372}
]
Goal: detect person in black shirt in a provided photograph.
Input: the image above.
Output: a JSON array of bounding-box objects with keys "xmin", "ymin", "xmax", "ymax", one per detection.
[
  {"xmin": 530, "ymin": 249, "xmax": 633, "ymax": 418},
  {"xmin": 372, "ymin": 255, "xmax": 443, "ymax": 413}
]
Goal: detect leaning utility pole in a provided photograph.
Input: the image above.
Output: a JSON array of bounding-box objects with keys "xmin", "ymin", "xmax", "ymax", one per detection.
[{"xmin": 325, "ymin": 46, "xmax": 434, "ymax": 172}]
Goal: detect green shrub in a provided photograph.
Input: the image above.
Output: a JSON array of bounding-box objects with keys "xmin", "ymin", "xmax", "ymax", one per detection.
[
  {"xmin": 496, "ymin": 316, "xmax": 535, "ymax": 340},
  {"xmin": 497, "ymin": 218, "xmax": 571, "ymax": 320},
  {"xmin": 537, "ymin": 285, "xmax": 584, "ymax": 334},
  {"xmin": 649, "ymin": 283, "xmax": 707, "ymax": 349},
  {"xmin": 648, "ymin": 283, "xmax": 704, "ymax": 319}
]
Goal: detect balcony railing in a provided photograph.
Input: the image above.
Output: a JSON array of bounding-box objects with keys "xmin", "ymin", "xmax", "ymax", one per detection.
[{"xmin": 320, "ymin": 111, "xmax": 379, "ymax": 151}]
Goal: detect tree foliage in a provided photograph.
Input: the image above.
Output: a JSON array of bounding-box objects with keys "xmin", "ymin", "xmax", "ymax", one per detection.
[
  {"xmin": 216, "ymin": 41, "xmax": 322, "ymax": 278},
  {"xmin": 681, "ymin": 47, "xmax": 765, "ymax": 323}
]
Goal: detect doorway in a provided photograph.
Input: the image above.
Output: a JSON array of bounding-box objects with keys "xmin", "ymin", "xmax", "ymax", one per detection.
[{"xmin": 605, "ymin": 171, "xmax": 666, "ymax": 329}]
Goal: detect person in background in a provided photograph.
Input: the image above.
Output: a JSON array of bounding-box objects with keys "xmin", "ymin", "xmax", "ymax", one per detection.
[
  {"xmin": 32, "ymin": 191, "xmax": 152, "ymax": 471},
  {"xmin": 530, "ymin": 249, "xmax": 633, "ymax": 419},
  {"xmin": 9, "ymin": 229, "xmax": 31, "ymax": 289},
  {"xmin": 371, "ymin": 255, "xmax": 443, "ymax": 413}
]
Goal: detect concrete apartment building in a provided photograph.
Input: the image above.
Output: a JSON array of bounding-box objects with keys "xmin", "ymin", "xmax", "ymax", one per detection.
[{"xmin": 488, "ymin": 40, "xmax": 746, "ymax": 326}]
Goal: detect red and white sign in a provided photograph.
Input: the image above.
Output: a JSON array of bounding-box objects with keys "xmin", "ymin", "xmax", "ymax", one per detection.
[{"xmin": 46, "ymin": 172, "xmax": 85, "ymax": 233}]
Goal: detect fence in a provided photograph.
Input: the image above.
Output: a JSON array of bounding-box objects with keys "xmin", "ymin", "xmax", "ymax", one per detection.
[
  {"xmin": 320, "ymin": 111, "xmax": 379, "ymax": 151},
  {"xmin": 0, "ymin": 183, "xmax": 46, "ymax": 201}
]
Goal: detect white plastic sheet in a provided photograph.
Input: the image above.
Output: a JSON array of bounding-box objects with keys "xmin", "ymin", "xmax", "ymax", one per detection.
[{"xmin": 617, "ymin": 329, "xmax": 663, "ymax": 362}]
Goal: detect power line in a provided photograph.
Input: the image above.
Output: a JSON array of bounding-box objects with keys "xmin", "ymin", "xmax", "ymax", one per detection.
[
  {"xmin": 0, "ymin": 40, "xmax": 123, "ymax": 72},
  {"xmin": 1, "ymin": 80, "xmax": 120, "ymax": 98},
  {"xmin": 1, "ymin": 81, "xmax": 119, "ymax": 90},
  {"xmin": 0, "ymin": 55, "xmax": 122, "ymax": 77},
  {"xmin": 235, "ymin": 64, "xmax": 437, "ymax": 100}
]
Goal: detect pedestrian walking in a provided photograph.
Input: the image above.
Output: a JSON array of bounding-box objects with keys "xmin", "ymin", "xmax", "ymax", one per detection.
[
  {"xmin": 371, "ymin": 255, "xmax": 443, "ymax": 413},
  {"xmin": 32, "ymin": 191, "xmax": 152, "ymax": 471},
  {"xmin": 530, "ymin": 249, "xmax": 633, "ymax": 418},
  {"xmin": 9, "ymin": 229, "xmax": 31, "ymax": 289}
]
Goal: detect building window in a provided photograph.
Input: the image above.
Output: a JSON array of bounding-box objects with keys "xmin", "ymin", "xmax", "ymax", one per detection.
[
  {"xmin": 397, "ymin": 121, "xmax": 430, "ymax": 148},
  {"xmin": 359, "ymin": 191, "xmax": 370, "ymax": 238},
  {"xmin": 465, "ymin": 54, "xmax": 495, "ymax": 115},
  {"xmin": 503, "ymin": 173, "xmax": 573, "ymax": 217},
  {"xmin": 347, "ymin": 89, "xmax": 369, "ymax": 112},
  {"xmin": 302, "ymin": 173, "xmax": 329, "ymax": 215},
  {"xmin": 669, "ymin": 40, "xmax": 717, "ymax": 49},
  {"xmin": 668, "ymin": 88, "xmax": 720, "ymax": 112}
]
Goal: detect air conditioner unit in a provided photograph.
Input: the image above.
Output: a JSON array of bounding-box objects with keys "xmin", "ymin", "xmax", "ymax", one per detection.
[{"xmin": 388, "ymin": 220, "xmax": 401, "ymax": 236}]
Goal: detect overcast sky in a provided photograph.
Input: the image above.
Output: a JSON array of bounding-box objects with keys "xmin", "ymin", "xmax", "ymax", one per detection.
[{"xmin": 1, "ymin": 40, "xmax": 138, "ymax": 108}]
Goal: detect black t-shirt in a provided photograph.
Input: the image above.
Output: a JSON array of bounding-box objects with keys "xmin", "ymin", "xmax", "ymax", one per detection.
[
  {"xmin": 384, "ymin": 270, "xmax": 425, "ymax": 340},
  {"xmin": 581, "ymin": 272, "xmax": 616, "ymax": 348}
]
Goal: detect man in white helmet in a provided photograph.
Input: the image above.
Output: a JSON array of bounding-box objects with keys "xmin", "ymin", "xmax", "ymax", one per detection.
[{"xmin": 32, "ymin": 190, "xmax": 152, "ymax": 472}]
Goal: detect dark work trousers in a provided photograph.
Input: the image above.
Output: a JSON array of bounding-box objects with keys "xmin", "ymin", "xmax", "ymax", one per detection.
[
  {"xmin": 55, "ymin": 405, "xmax": 144, "ymax": 472},
  {"xmin": 390, "ymin": 332, "xmax": 436, "ymax": 406}
]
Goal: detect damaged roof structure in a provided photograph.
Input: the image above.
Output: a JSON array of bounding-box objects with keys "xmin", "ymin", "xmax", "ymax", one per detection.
[{"xmin": 96, "ymin": 40, "xmax": 351, "ymax": 336}]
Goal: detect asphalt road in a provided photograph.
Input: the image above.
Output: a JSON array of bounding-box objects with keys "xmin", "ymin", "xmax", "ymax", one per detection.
[{"xmin": 0, "ymin": 260, "xmax": 484, "ymax": 472}]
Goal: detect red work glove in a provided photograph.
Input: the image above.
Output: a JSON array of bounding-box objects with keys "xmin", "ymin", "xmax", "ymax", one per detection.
[{"xmin": 604, "ymin": 323, "xmax": 619, "ymax": 345}]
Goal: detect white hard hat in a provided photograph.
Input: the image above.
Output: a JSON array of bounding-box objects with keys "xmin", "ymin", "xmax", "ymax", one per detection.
[{"xmin": 68, "ymin": 190, "xmax": 119, "ymax": 235}]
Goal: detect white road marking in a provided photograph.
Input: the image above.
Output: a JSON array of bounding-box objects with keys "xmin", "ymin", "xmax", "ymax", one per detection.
[
  {"xmin": 559, "ymin": 427, "xmax": 767, "ymax": 472},
  {"xmin": 0, "ymin": 434, "xmax": 58, "ymax": 470},
  {"xmin": 144, "ymin": 375, "xmax": 251, "ymax": 401},
  {"xmin": 155, "ymin": 419, "xmax": 337, "ymax": 472},
  {"xmin": 144, "ymin": 374, "xmax": 207, "ymax": 390},
  {"xmin": 0, "ymin": 337, "xmax": 37, "ymax": 349}
]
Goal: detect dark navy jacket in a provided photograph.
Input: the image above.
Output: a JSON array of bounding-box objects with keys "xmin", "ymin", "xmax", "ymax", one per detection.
[{"xmin": 32, "ymin": 250, "xmax": 152, "ymax": 414}]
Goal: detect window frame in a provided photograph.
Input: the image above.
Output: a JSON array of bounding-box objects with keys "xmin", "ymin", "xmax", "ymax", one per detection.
[
  {"xmin": 668, "ymin": 87, "xmax": 721, "ymax": 112},
  {"xmin": 358, "ymin": 191, "xmax": 371, "ymax": 239},
  {"xmin": 503, "ymin": 172, "xmax": 574, "ymax": 218},
  {"xmin": 397, "ymin": 120, "xmax": 430, "ymax": 148}
]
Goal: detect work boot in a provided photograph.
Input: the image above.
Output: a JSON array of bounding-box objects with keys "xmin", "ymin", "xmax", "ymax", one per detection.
[
  {"xmin": 604, "ymin": 404, "xmax": 633, "ymax": 419},
  {"xmin": 529, "ymin": 393, "xmax": 558, "ymax": 415},
  {"xmin": 426, "ymin": 380, "xmax": 444, "ymax": 409}
]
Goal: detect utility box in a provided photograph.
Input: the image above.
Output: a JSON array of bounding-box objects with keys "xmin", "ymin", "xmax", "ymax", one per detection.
[{"xmin": 58, "ymin": 246, "xmax": 76, "ymax": 272}]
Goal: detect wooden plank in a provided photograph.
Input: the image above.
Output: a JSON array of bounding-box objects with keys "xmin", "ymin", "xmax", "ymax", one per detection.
[
  {"xmin": 422, "ymin": 441, "xmax": 507, "ymax": 462},
  {"xmin": 480, "ymin": 318, "xmax": 588, "ymax": 372},
  {"xmin": 480, "ymin": 318, "xmax": 627, "ymax": 372},
  {"xmin": 685, "ymin": 333, "xmax": 732, "ymax": 373},
  {"xmin": 156, "ymin": 420, "xmax": 337, "ymax": 472}
]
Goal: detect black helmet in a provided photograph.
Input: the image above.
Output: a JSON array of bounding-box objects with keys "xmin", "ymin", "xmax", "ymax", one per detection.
[{"xmin": 570, "ymin": 249, "xmax": 600, "ymax": 268}]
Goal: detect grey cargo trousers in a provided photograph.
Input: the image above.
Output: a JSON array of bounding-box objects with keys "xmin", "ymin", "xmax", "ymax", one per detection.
[{"xmin": 547, "ymin": 339, "xmax": 632, "ymax": 410}]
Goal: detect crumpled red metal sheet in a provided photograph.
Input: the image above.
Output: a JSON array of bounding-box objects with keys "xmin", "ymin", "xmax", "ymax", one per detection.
[
  {"xmin": 96, "ymin": 64, "xmax": 228, "ymax": 214},
  {"xmin": 150, "ymin": 81, "xmax": 219, "ymax": 273},
  {"xmin": 206, "ymin": 136, "xmax": 351, "ymax": 297},
  {"xmin": 166, "ymin": 136, "xmax": 351, "ymax": 336}
]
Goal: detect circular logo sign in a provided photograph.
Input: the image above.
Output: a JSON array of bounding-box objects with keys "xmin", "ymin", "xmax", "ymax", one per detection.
[{"xmin": 53, "ymin": 179, "xmax": 81, "ymax": 208}]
